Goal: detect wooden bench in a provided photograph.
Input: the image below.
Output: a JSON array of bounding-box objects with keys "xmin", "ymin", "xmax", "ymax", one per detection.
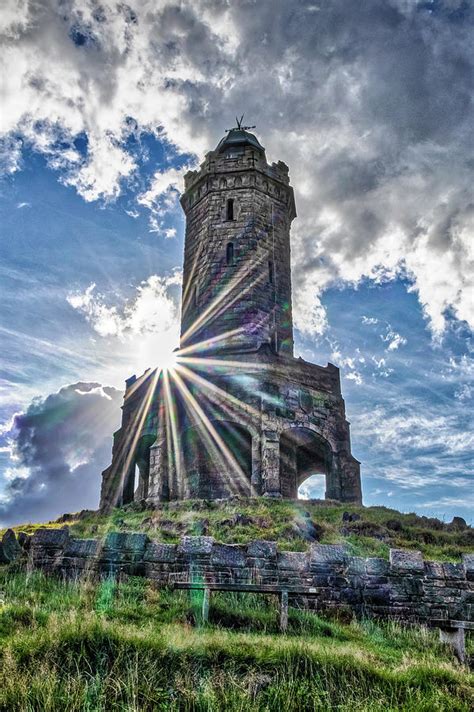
[
  {"xmin": 174, "ymin": 583, "xmax": 473, "ymax": 662},
  {"xmin": 173, "ymin": 582, "xmax": 312, "ymax": 631},
  {"xmin": 430, "ymin": 619, "xmax": 474, "ymax": 663}
]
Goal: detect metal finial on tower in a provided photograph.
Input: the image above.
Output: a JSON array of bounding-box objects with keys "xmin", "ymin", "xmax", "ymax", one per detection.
[{"xmin": 225, "ymin": 114, "xmax": 256, "ymax": 132}]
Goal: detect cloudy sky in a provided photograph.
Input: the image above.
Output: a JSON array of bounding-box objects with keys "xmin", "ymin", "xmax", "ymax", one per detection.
[{"xmin": 0, "ymin": 0, "xmax": 473, "ymax": 526}]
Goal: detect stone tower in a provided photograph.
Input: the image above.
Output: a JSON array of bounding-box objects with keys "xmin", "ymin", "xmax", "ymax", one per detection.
[
  {"xmin": 100, "ymin": 126, "xmax": 362, "ymax": 509},
  {"xmin": 180, "ymin": 128, "xmax": 295, "ymax": 356}
]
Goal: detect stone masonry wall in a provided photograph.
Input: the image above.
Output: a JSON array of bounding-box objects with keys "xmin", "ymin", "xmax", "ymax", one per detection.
[{"xmin": 27, "ymin": 529, "xmax": 474, "ymax": 624}]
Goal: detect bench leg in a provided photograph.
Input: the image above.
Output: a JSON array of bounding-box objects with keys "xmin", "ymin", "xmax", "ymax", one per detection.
[
  {"xmin": 439, "ymin": 626, "xmax": 466, "ymax": 664},
  {"xmin": 280, "ymin": 590, "xmax": 289, "ymax": 632},
  {"xmin": 201, "ymin": 586, "xmax": 210, "ymax": 625}
]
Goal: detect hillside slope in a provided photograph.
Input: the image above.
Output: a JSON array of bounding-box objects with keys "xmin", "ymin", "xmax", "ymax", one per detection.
[
  {"xmin": 4, "ymin": 498, "xmax": 473, "ymax": 562},
  {"xmin": 1, "ymin": 499, "xmax": 473, "ymax": 710}
]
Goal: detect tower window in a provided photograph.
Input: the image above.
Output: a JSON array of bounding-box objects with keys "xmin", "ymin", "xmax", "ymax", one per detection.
[
  {"xmin": 193, "ymin": 284, "xmax": 199, "ymax": 306},
  {"xmin": 226, "ymin": 198, "xmax": 234, "ymax": 221},
  {"xmin": 268, "ymin": 260, "xmax": 274, "ymax": 284},
  {"xmin": 226, "ymin": 242, "xmax": 234, "ymax": 265}
]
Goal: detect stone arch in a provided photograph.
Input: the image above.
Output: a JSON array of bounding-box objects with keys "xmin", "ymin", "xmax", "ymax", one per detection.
[
  {"xmin": 279, "ymin": 426, "xmax": 336, "ymax": 499},
  {"xmin": 181, "ymin": 419, "xmax": 255, "ymax": 499},
  {"xmin": 122, "ymin": 434, "xmax": 155, "ymax": 504}
]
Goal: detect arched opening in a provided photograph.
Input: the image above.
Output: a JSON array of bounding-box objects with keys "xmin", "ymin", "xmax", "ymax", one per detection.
[
  {"xmin": 133, "ymin": 464, "xmax": 140, "ymax": 497},
  {"xmin": 279, "ymin": 428, "xmax": 332, "ymax": 499},
  {"xmin": 121, "ymin": 434, "xmax": 154, "ymax": 504},
  {"xmin": 226, "ymin": 198, "xmax": 234, "ymax": 221},
  {"xmin": 226, "ymin": 241, "xmax": 234, "ymax": 265},
  {"xmin": 298, "ymin": 475, "xmax": 326, "ymax": 500},
  {"xmin": 183, "ymin": 420, "xmax": 252, "ymax": 499}
]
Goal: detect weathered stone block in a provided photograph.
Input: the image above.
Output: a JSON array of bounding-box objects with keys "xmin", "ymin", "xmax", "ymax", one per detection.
[
  {"xmin": 246, "ymin": 540, "xmax": 277, "ymax": 558},
  {"xmin": 178, "ymin": 536, "xmax": 215, "ymax": 556},
  {"xmin": 346, "ymin": 556, "xmax": 365, "ymax": 575},
  {"xmin": 103, "ymin": 532, "xmax": 149, "ymax": 552},
  {"xmin": 64, "ymin": 539, "xmax": 100, "ymax": 558},
  {"xmin": 1, "ymin": 529, "xmax": 22, "ymax": 562},
  {"xmin": 462, "ymin": 553, "xmax": 474, "ymax": 581},
  {"xmin": 277, "ymin": 551, "xmax": 308, "ymax": 572},
  {"xmin": 389, "ymin": 549, "xmax": 424, "ymax": 573},
  {"xmin": 363, "ymin": 585, "xmax": 392, "ymax": 606},
  {"xmin": 211, "ymin": 543, "xmax": 246, "ymax": 568},
  {"xmin": 442, "ymin": 562, "xmax": 465, "ymax": 580},
  {"xmin": 424, "ymin": 561, "xmax": 445, "ymax": 579},
  {"xmin": 17, "ymin": 532, "xmax": 31, "ymax": 550},
  {"xmin": 31, "ymin": 528, "xmax": 70, "ymax": 548},
  {"xmin": 341, "ymin": 587, "xmax": 362, "ymax": 605},
  {"xmin": 366, "ymin": 558, "xmax": 390, "ymax": 577},
  {"xmin": 144, "ymin": 542, "xmax": 177, "ymax": 563},
  {"xmin": 310, "ymin": 544, "xmax": 347, "ymax": 566}
]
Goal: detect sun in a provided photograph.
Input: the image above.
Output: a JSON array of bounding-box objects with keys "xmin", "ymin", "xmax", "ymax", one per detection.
[{"xmin": 158, "ymin": 346, "xmax": 179, "ymax": 372}]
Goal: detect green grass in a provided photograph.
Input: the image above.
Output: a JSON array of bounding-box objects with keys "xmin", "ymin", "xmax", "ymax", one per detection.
[
  {"xmin": 3, "ymin": 498, "xmax": 472, "ymax": 561},
  {"xmin": 0, "ymin": 568, "xmax": 473, "ymax": 711}
]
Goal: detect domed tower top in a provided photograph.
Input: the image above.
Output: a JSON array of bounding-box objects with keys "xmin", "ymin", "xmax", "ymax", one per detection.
[
  {"xmin": 215, "ymin": 115, "xmax": 265, "ymax": 155},
  {"xmin": 215, "ymin": 128, "xmax": 265, "ymax": 155}
]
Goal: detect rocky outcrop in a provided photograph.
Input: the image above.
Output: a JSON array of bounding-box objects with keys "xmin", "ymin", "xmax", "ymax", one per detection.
[{"xmin": 0, "ymin": 529, "xmax": 23, "ymax": 563}]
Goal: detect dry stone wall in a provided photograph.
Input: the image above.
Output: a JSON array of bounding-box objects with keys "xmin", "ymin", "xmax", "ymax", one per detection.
[{"xmin": 26, "ymin": 528, "xmax": 474, "ymax": 624}]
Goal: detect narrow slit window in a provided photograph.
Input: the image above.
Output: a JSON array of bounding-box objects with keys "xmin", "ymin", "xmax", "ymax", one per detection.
[
  {"xmin": 268, "ymin": 260, "xmax": 274, "ymax": 284},
  {"xmin": 226, "ymin": 242, "xmax": 234, "ymax": 265},
  {"xmin": 193, "ymin": 284, "xmax": 199, "ymax": 306},
  {"xmin": 226, "ymin": 198, "xmax": 234, "ymax": 221}
]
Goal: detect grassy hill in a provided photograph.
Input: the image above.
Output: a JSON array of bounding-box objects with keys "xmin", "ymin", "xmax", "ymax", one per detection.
[
  {"xmin": 3, "ymin": 498, "xmax": 473, "ymax": 561},
  {"xmin": 0, "ymin": 568, "xmax": 473, "ymax": 711},
  {"xmin": 1, "ymin": 500, "xmax": 473, "ymax": 710}
]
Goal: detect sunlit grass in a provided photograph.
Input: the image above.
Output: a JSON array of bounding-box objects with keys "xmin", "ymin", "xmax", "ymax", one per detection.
[
  {"xmin": 3, "ymin": 499, "xmax": 473, "ymax": 562},
  {"xmin": 0, "ymin": 570, "xmax": 472, "ymax": 711}
]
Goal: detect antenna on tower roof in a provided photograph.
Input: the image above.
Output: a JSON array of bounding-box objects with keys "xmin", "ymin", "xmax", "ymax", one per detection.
[{"xmin": 225, "ymin": 114, "xmax": 256, "ymax": 132}]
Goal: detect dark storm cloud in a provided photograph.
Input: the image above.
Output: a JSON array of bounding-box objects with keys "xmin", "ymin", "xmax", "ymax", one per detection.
[{"xmin": 0, "ymin": 383, "xmax": 122, "ymax": 526}]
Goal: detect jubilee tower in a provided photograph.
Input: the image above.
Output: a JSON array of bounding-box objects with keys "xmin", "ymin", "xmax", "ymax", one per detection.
[
  {"xmin": 180, "ymin": 120, "xmax": 296, "ymax": 356},
  {"xmin": 100, "ymin": 123, "xmax": 362, "ymax": 509}
]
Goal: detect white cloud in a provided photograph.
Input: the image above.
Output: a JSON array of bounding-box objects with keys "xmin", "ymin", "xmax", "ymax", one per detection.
[
  {"xmin": 67, "ymin": 271, "xmax": 182, "ymax": 373},
  {"xmin": 371, "ymin": 356, "xmax": 394, "ymax": 378},
  {"xmin": 0, "ymin": 1, "xmax": 473, "ymax": 337},
  {"xmin": 74, "ymin": 385, "xmax": 113, "ymax": 400},
  {"xmin": 454, "ymin": 383, "xmax": 472, "ymax": 402},
  {"xmin": 345, "ymin": 371, "xmax": 363, "ymax": 385},
  {"xmin": 67, "ymin": 272, "xmax": 181, "ymax": 339},
  {"xmin": 381, "ymin": 326, "xmax": 407, "ymax": 351},
  {"xmin": 362, "ymin": 316, "xmax": 379, "ymax": 325},
  {"xmin": 358, "ymin": 406, "xmax": 474, "ymax": 462},
  {"xmin": 417, "ymin": 496, "xmax": 474, "ymax": 511},
  {"xmin": 138, "ymin": 166, "xmax": 191, "ymax": 231}
]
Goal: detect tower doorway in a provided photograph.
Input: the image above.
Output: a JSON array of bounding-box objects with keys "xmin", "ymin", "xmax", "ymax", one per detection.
[{"xmin": 279, "ymin": 427, "xmax": 333, "ymax": 499}]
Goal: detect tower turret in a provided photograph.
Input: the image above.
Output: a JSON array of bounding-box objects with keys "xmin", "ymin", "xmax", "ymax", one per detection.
[{"xmin": 180, "ymin": 125, "xmax": 296, "ymax": 355}]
